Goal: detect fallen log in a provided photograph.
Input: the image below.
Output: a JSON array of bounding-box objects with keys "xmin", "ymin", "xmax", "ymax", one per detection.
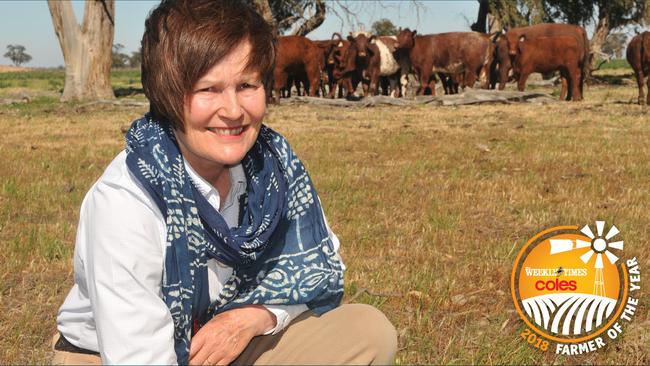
[{"xmin": 278, "ymin": 89, "xmax": 557, "ymax": 107}]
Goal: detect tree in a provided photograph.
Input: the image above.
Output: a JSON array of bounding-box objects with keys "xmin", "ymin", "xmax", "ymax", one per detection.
[
  {"xmin": 371, "ymin": 18, "xmax": 398, "ymax": 36},
  {"xmin": 470, "ymin": 0, "xmax": 489, "ymax": 33},
  {"xmin": 251, "ymin": 0, "xmax": 326, "ymax": 36},
  {"xmin": 129, "ymin": 49, "xmax": 142, "ymax": 68},
  {"xmin": 4, "ymin": 45, "xmax": 32, "ymax": 67},
  {"xmin": 602, "ymin": 32, "xmax": 628, "ymax": 59},
  {"xmin": 48, "ymin": 0, "xmax": 115, "ymax": 101},
  {"xmin": 112, "ymin": 43, "xmax": 130, "ymax": 69}
]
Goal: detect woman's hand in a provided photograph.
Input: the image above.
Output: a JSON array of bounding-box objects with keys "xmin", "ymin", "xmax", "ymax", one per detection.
[{"xmin": 189, "ymin": 305, "xmax": 276, "ymax": 365}]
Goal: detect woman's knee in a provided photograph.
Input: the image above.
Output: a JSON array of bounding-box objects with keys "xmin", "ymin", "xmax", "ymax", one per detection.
[{"xmin": 336, "ymin": 303, "xmax": 398, "ymax": 364}]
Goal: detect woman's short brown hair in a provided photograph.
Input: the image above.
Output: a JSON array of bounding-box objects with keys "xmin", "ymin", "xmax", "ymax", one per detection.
[{"xmin": 141, "ymin": 0, "xmax": 275, "ymax": 131}]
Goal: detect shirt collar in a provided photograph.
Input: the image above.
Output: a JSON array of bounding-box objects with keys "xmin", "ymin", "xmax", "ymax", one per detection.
[{"xmin": 183, "ymin": 159, "xmax": 246, "ymax": 202}]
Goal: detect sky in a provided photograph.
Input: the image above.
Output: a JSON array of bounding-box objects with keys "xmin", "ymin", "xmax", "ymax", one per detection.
[{"xmin": 0, "ymin": 0, "xmax": 479, "ymax": 68}]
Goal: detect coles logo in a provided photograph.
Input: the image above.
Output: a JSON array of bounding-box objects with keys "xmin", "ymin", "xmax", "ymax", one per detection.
[{"xmin": 511, "ymin": 221, "xmax": 641, "ymax": 355}]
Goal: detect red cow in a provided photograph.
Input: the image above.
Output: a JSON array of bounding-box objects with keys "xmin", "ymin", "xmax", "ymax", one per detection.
[
  {"xmin": 489, "ymin": 34, "xmax": 512, "ymax": 90},
  {"xmin": 395, "ymin": 29, "xmax": 495, "ymax": 96},
  {"xmin": 504, "ymin": 23, "xmax": 589, "ymax": 100},
  {"xmin": 515, "ymin": 35, "xmax": 583, "ymax": 101},
  {"xmin": 327, "ymin": 36, "xmax": 359, "ymax": 98},
  {"xmin": 340, "ymin": 32, "xmax": 379, "ymax": 97},
  {"xmin": 273, "ymin": 36, "xmax": 323, "ymax": 99},
  {"xmin": 626, "ymin": 32, "xmax": 650, "ymax": 105}
]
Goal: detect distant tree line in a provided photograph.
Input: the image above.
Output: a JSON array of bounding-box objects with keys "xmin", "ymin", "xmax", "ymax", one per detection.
[{"xmin": 112, "ymin": 44, "xmax": 141, "ymax": 69}]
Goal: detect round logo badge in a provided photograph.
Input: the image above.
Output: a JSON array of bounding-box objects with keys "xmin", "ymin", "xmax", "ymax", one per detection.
[{"xmin": 511, "ymin": 221, "xmax": 641, "ymax": 355}]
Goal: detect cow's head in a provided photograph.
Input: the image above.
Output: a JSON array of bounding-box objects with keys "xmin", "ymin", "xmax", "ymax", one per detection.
[
  {"xmin": 505, "ymin": 30, "xmax": 522, "ymax": 56},
  {"xmin": 347, "ymin": 32, "xmax": 374, "ymax": 58},
  {"xmin": 327, "ymin": 33, "xmax": 346, "ymax": 66},
  {"xmin": 396, "ymin": 28, "xmax": 416, "ymax": 49}
]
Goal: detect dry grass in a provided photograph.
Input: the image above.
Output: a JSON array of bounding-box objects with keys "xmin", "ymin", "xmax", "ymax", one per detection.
[{"xmin": 0, "ymin": 78, "xmax": 648, "ymax": 364}]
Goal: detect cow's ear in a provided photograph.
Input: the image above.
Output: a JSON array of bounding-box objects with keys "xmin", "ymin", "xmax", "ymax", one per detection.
[
  {"xmin": 347, "ymin": 34, "xmax": 354, "ymax": 42},
  {"xmin": 519, "ymin": 35, "xmax": 526, "ymax": 43},
  {"xmin": 369, "ymin": 35, "xmax": 376, "ymax": 43},
  {"xmin": 413, "ymin": 29, "xmax": 417, "ymax": 36}
]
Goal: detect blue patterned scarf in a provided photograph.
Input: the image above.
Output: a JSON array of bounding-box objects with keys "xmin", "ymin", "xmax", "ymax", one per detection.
[{"xmin": 125, "ymin": 114, "xmax": 344, "ymax": 364}]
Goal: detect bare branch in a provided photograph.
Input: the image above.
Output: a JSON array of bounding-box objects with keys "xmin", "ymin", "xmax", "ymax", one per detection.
[{"xmin": 293, "ymin": 0, "xmax": 326, "ymax": 36}]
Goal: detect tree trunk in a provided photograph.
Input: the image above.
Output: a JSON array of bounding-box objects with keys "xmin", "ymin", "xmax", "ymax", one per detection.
[
  {"xmin": 589, "ymin": 4, "xmax": 610, "ymax": 74},
  {"xmin": 251, "ymin": 0, "xmax": 277, "ymax": 33},
  {"xmin": 48, "ymin": 0, "xmax": 115, "ymax": 102},
  {"xmin": 293, "ymin": 0, "xmax": 326, "ymax": 36},
  {"xmin": 471, "ymin": 0, "xmax": 489, "ymax": 33}
]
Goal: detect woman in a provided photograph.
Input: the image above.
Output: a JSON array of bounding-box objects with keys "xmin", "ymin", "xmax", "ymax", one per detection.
[{"xmin": 53, "ymin": 0, "xmax": 397, "ymax": 364}]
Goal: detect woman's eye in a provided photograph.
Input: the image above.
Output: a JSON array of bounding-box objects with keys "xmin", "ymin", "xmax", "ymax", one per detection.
[
  {"xmin": 196, "ymin": 86, "xmax": 218, "ymax": 93},
  {"xmin": 240, "ymin": 82, "xmax": 259, "ymax": 90}
]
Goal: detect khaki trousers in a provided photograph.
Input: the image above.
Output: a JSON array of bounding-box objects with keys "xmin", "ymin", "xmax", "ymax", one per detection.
[{"xmin": 52, "ymin": 304, "xmax": 397, "ymax": 365}]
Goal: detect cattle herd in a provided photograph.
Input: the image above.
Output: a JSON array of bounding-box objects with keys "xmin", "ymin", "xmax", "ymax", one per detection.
[{"xmin": 271, "ymin": 24, "xmax": 650, "ymax": 105}]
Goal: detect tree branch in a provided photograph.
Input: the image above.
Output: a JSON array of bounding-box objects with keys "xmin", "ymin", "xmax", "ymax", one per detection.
[{"xmin": 293, "ymin": 0, "xmax": 326, "ymax": 36}]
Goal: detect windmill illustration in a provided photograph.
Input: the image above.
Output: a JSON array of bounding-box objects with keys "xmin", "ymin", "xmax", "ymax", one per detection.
[{"xmin": 549, "ymin": 221, "xmax": 624, "ymax": 298}]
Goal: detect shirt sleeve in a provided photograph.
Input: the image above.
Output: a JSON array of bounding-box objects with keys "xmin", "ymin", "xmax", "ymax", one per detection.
[
  {"xmin": 259, "ymin": 206, "xmax": 344, "ymax": 335},
  {"xmin": 81, "ymin": 180, "xmax": 177, "ymax": 364}
]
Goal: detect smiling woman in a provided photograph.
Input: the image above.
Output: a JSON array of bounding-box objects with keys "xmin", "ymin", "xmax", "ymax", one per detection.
[{"xmin": 51, "ymin": 0, "xmax": 396, "ymax": 365}]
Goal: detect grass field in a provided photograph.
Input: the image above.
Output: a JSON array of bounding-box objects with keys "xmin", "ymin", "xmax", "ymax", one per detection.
[{"xmin": 0, "ymin": 69, "xmax": 648, "ymax": 364}]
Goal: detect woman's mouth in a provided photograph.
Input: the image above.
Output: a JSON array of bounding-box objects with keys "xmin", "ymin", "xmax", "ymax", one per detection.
[{"xmin": 207, "ymin": 126, "xmax": 245, "ymax": 136}]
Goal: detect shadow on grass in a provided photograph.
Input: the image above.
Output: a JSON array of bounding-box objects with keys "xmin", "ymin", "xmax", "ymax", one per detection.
[
  {"xmin": 114, "ymin": 86, "xmax": 144, "ymax": 97},
  {"xmin": 589, "ymin": 73, "xmax": 635, "ymax": 85}
]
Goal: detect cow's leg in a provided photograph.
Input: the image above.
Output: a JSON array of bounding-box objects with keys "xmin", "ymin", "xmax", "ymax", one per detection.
[
  {"xmin": 517, "ymin": 71, "xmax": 530, "ymax": 92},
  {"xmin": 274, "ymin": 71, "xmax": 287, "ymax": 100},
  {"xmin": 328, "ymin": 79, "xmax": 337, "ymax": 98},
  {"xmin": 645, "ymin": 72, "xmax": 650, "ymax": 105},
  {"xmin": 567, "ymin": 67, "xmax": 582, "ymax": 102},
  {"xmin": 388, "ymin": 75, "xmax": 399, "ymax": 98},
  {"xmin": 418, "ymin": 66, "xmax": 433, "ymax": 96},
  {"xmin": 304, "ymin": 61, "xmax": 321, "ymax": 97},
  {"xmin": 400, "ymin": 73, "xmax": 408, "ymax": 97},
  {"xmin": 498, "ymin": 65, "xmax": 509, "ymax": 90},
  {"xmin": 464, "ymin": 70, "xmax": 477, "ymax": 90},
  {"xmin": 369, "ymin": 72, "xmax": 380, "ymax": 96},
  {"xmin": 480, "ymin": 64, "xmax": 490, "ymax": 89},
  {"xmin": 636, "ymin": 68, "xmax": 648, "ymax": 105}
]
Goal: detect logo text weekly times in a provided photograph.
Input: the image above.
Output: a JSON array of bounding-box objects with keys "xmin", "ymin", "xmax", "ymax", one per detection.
[{"xmin": 511, "ymin": 221, "xmax": 641, "ymax": 355}]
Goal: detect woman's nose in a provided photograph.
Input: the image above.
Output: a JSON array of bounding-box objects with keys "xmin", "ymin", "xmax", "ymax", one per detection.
[{"xmin": 217, "ymin": 88, "xmax": 244, "ymax": 121}]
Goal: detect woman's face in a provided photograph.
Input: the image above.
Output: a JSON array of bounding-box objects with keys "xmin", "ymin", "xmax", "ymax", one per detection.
[{"xmin": 176, "ymin": 40, "xmax": 266, "ymax": 179}]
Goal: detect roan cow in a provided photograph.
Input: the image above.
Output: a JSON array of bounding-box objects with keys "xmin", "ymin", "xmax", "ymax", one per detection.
[{"xmin": 395, "ymin": 29, "xmax": 495, "ymax": 96}]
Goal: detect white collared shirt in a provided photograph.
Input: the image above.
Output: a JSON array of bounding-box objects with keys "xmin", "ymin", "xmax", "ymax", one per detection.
[{"xmin": 56, "ymin": 150, "xmax": 342, "ymax": 364}]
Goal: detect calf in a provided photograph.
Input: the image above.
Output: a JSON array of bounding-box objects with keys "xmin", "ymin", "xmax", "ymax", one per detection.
[
  {"xmin": 504, "ymin": 23, "xmax": 588, "ymax": 100},
  {"xmin": 395, "ymin": 29, "xmax": 494, "ymax": 96},
  {"xmin": 626, "ymin": 32, "xmax": 650, "ymax": 105},
  {"xmin": 515, "ymin": 35, "xmax": 583, "ymax": 101},
  {"xmin": 273, "ymin": 36, "xmax": 323, "ymax": 99}
]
